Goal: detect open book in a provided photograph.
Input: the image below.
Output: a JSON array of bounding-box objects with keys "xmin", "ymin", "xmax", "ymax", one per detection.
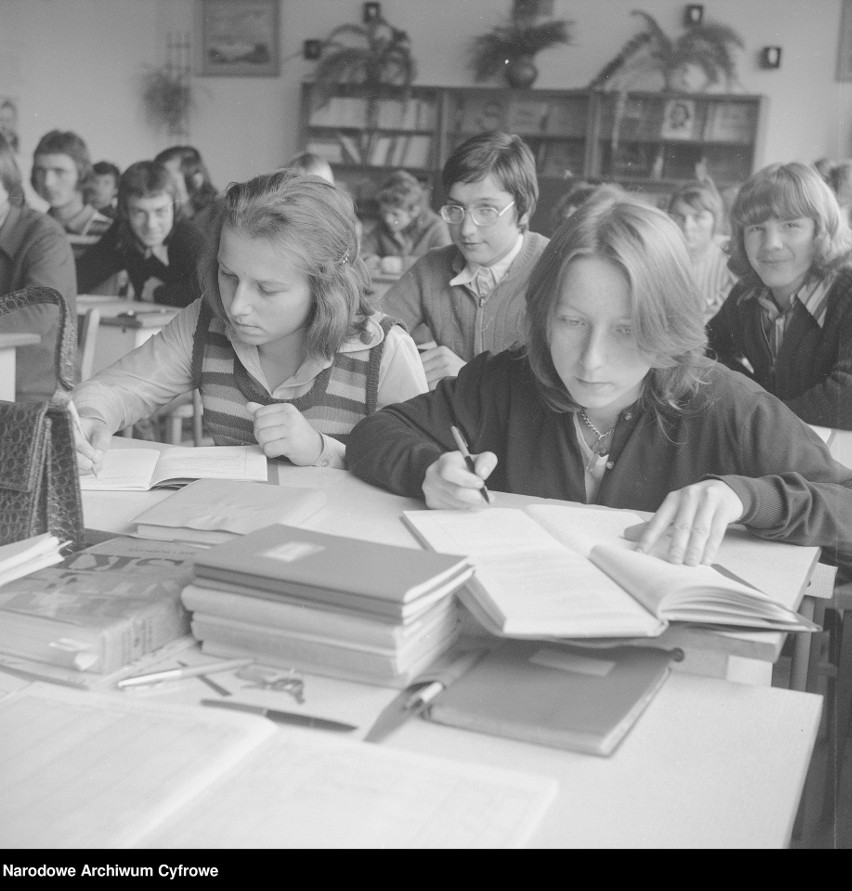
[
  {"xmin": 402, "ymin": 506, "xmax": 817, "ymax": 639},
  {"xmin": 78, "ymin": 445, "xmax": 268, "ymax": 491},
  {"xmin": 0, "ymin": 533, "xmax": 65, "ymax": 588}
]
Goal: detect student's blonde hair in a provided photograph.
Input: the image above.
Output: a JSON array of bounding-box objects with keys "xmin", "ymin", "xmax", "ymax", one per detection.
[
  {"xmin": 727, "ymin": 161, "xmax": 852, "ymax": 281},
  {"xmin": 199, "ymin": 170, "xmax": 374, "ymax": 362},
  {"xmin": 525, "ymin": 192, "xmax": 710, "ymax": 421}
]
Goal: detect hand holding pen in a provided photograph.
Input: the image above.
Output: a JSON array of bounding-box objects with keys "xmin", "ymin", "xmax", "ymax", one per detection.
[
  {"xmin": 421, "ymin": 424, "xmax": 496, "ymax": 509},
  {"xmin": 67, "ymin": 400, "xmax": 103, "ymax": 478}
]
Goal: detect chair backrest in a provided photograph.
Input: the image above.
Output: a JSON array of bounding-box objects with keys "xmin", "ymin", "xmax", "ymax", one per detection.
[{"xmin": 78, "ymin": 307, "xmax": 100, "ymax": 382}]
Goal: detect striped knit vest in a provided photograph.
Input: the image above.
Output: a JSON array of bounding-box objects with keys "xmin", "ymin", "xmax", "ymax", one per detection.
[{"xmin": 191, "ymin": 302, "xmax": 395, "ymax": 447}]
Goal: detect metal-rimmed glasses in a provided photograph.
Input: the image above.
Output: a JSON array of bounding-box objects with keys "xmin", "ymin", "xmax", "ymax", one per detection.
[{"xmin": 439, "ymin": 201, "xmax": 515, "ymax": 227}]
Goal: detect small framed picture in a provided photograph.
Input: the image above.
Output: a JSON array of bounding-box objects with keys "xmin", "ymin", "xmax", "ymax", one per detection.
[
  {"xmin": 838, "ymin": 0, "xmax": 852, "ymax": 81},
  {"xmin": 660, "ymin": 98, "xmax": 696, "ymax": 140},
  {"xmin": 196, "ymin": 0, "xmax": 280, "ymax": 77}
]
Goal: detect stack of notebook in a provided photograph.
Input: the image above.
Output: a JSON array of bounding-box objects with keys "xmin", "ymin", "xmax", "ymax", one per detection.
[{"xmin": 184, "ymin": 523, "xmax": 474, "ymax": 687}]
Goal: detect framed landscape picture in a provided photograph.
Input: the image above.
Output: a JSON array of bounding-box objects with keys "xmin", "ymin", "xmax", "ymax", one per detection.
[{"xmin": 196, "ymin": 0, "xmax": 280, "ymax": 77}]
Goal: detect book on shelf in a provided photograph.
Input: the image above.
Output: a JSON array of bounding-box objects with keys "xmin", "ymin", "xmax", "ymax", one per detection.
[
  {"xmin": 78, "ymin": 445, "xmax": 268, "ymax": 491},
  {"xmin": 0, "ymin": 533, "xmax": 65, "ymax": 588},
  {"xmin": 427, "ymin": 640, "xmax": 676, "ymax": 757},
  {"xmin": 702, "ymin": 101, "xmax": 756, "ymax": 143},
  {"xmin": 192, "ymin": 523, "xmax": 473, "ymax": 621},
  {"xmin": 192, "ymin": 608, "xmax": 460, "ymax": 687},
  {"xmin": 305, "ymin": 138, "xmax": 343, "ymax": 164},
  {"xmin": 181, "ymin": 581, "xmax": 457, "ymax": 649},
  {"xmin": 337, "ymin": 132, "xmax": 363, "ymax": 165},
  {"xmin": 1, "ymin": 683, "xmax": 557, "ymax": 849},
  {"xmin": 0, "ymin": 537, "xmax": 197, "ymax": 673},
  {"xmin": 400, "ymin": 134, "xmax": 431, "ymax": 168},
  {"xmin": 451, "ymin": 94, "xmax": 507, "ymax": 134},
  {"xmin": 132, "ymin": 479, "xmax": 327, "ymax": 546},
  {"xmin": 402, "ymin": 505, "xmax": 817, "ymax": 639},
  {"xmin": 308, "ymin": 95, "xmax": 368, "ymax": 128}
]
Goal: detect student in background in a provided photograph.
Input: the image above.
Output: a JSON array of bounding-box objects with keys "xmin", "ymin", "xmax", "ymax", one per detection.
[
  {"xmin": 153, "ymin": 144, "xmax": 221, "ymax": 232},
  {"xmin": 360, "ymin": 170, "xmax": 451, "ymax": 274},
  {"xmin": 382, "ymin": 131, "xmax": 548, "ymax": 390},
  {"xmin": 549, "ymin": 179, "xmax": 612, "ymax": 231},
  {"xmin": 70, "ymin": 170, "xmax": 427, "ymax": 472},
  {"xmin": 76, "ymin": 160, "xmax": 208, "ymax": 307},
  {"xmin": 90, "ymin": 160, "xmax": 121, "ymax": 218},
  {"xmin": 285, "ymin": 151, "xmax": 335, "ymax": 184},
  {"xmin": 348, "ymin": 193, "xmax": 852, "ymax": 569},
  {"xmin": 30, "ymin": 129, "xmax": 111, "ymax": 255},
  {"xmin": 668, "ymin": 176, "xmax": 737, "ymax": 322},
  {"xmin": 0, "ymin": 133, "xmax": 77, "ymax": 401},
  {"xmin": 707, "ymin": 161, "xmax": 852, "ymax": 430}
]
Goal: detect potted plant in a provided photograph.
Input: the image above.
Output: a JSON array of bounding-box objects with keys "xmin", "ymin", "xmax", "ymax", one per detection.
[
  {"xmin": 310, "ymin": 11, "xmax": 416, "ymax": 110},
  {"xmin": 589, "ymin": 10, "xmax": 744, "ymax": 93},
  {"xmin": 469, "ymin": 2, "xmax": 573, "ymax": 88},
  {"xmin": 140, "ymin": 65, "xmax": 193, "ymax": 137}
]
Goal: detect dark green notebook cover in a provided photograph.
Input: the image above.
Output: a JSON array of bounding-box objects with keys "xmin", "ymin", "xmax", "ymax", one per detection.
[{"xmin": 427, "ymin": 640, "xmax": 675, "ymax": 757}]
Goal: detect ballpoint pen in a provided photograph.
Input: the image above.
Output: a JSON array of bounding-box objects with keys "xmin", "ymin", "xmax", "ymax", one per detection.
[
  {"xmin": 449, "ymin": 425, "xmax": 491, "ymax": 504},
  {"xmin": 67, "ymin": 400, "xmax": 98, "ymax": 478},
  {"xmin": 117, "ymin": 658, "xmax": 252, "ymax": 688}
]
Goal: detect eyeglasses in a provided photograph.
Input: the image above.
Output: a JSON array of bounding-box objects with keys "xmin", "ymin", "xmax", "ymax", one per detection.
[{"xmin": 439, "ymin": 201, "xmax": 515, "ymax": 227}]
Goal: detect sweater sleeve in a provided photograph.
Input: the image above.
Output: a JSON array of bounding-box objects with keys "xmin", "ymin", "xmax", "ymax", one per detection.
[
  {"xmin": 75, "ymin": 222, "xmax": 123, "ymax": 294},
  {"xmin": 71, "ymin": 300, "xmax": 200, "ymax": 433},
  {"xmin": 151, "ymin": 222, "xmax": 207, "ymax": 308},
  {"xmin": 782, "ymin": 297, "xmax": 852, "ymax": 428},
  {"xmin": 346, "ymin": 351, "xmax": 493, "ymax": 497},
  {"xmin": 708, "ymin": 391, "xmax": 852, "ymax": 565}
]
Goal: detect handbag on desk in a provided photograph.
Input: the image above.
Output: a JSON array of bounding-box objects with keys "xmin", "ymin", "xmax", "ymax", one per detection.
[{"xmin": 0, "ymin": 286, "xmax": 85, "ymax": 550}]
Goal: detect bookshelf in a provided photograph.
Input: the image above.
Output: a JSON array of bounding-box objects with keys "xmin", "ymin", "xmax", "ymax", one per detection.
[
  {"xmin": 299, "ymin": 83, "xmax": 765, "ymax": 231},
  {"xmin": 588, "ymin": 91, "xmax": 766, "ymax": 208},
  {"xmin": 300, "ymin": 82, "xmax": 443, "ymax": 222}
]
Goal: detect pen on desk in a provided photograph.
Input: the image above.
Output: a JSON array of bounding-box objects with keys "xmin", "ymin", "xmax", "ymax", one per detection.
[
  {"xmin": 67, "ymin": 400, "xmax": 98, "ymax": 478},
  {"xmin": 117, "ymin": 658, "xmax": 252, "ymax": 688},
  {"xmin": 449, "ymin": 425, "xmax": 491, "ymax": 504}
]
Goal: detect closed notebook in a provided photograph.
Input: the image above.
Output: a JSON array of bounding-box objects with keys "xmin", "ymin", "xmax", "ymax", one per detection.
[
  {"xmin": 132, "ymin": 480, "xmax": 327, "ymax": 545},
  {"xmin": 192, "ymin": 523, "xmax": 472, "ymax": 616},
  {"xmin": 427, "ymin": 640, "xmax": 676, "ymax": 757}
]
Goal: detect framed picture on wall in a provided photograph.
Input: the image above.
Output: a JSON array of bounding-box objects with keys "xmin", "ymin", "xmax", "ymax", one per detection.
[
  {"xmin": 196, "ymin": 0, "xmax": 280, "ymax": 77},
  {"xmin": 660, "ymin": 99, "xmax": 696, "ymax": 140},
  {"xmin": 838, "ymin": 0, "xmax": 852, "ymax": 80}
]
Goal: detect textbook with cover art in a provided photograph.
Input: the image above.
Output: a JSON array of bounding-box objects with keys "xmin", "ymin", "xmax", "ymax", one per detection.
[
  {"xmin": 0, "ymin": 537, "xmax": 196, "ymax": 672},
  {"xmin": 402, "ymin": 506, "xmax": 818, "ymax": 639}
]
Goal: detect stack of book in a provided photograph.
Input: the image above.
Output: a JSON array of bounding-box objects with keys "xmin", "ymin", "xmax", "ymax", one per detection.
[{"xmin": 185, "ymin": 524, "xmax": 474, "ymax": 687}]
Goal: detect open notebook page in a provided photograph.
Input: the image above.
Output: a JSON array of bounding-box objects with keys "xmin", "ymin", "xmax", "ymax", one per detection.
[{"xmin": 1, "ymin": 684, "xmax": 557, "ymax": 849}]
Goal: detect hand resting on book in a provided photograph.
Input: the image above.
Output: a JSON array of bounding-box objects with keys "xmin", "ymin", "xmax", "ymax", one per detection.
[{"xmin": 624, "ymin": 479, "xmax": 745, "ymax": 567}]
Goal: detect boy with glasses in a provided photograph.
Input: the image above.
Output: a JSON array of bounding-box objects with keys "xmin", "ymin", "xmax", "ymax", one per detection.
[
  {"xmin": 76, "ymin": 160, "xmax": 208, "ymax": 307},
  {"xmin": 381, "ymin": 132, "xmax": 548, "ymax": 389}
]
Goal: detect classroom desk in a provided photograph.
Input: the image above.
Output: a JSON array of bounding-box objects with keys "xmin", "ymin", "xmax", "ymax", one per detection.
[
  {"xmin": 0, "ymin": 332, "xmax": 39, "ymax": 401},
  {"xmin": 64, "ymin": 440, "xmax": 830, "ymax": 847},
  {"xmin": 76, "ymin": 295, "xmax": 180, "ymax": 375},
  {"xmin": 83, "ymin": 438, "xmax": 821, "ymax": 688}
]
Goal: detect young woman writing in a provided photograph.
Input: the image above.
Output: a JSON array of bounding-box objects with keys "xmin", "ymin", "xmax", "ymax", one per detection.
[
  {"xmin": 71, "ymin": 170, "xmax": 427, "ymax": 471},
  {"xmin": 348, "ymin": 193, "xmax": 852, "ymax": 569}
]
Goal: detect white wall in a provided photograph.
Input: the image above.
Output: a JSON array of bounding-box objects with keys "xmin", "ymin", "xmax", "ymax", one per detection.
[{"xmin": 1, "ymin": 0, "xmax": 850, "ymax": 192}]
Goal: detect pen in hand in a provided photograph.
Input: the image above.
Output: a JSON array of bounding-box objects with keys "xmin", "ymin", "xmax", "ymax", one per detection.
[
  {"xmin": 449, "ymin": 425, "xmax": 491, "ymax": 504},
  {"xmin": 67, "ymin": 400, "xmax": 99, "ymax": 478}
]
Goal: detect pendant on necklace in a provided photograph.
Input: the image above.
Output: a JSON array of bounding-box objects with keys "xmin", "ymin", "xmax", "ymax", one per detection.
[{"xmin": 586, "ymin": 434, "xmax": 609, "ymax": 472}]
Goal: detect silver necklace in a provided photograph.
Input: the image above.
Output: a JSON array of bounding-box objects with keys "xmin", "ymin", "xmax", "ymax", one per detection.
[{"xmin": 578, "ymin": 411, "xmax": 615, "ymax": 471}]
